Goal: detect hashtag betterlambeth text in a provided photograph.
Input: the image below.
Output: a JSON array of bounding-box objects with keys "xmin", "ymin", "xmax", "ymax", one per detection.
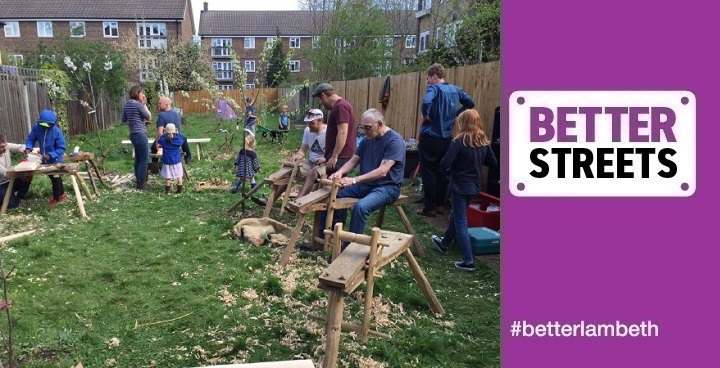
[{"xmin": 510, "ymin": 320, "xmax": 659, "ymax": 338}]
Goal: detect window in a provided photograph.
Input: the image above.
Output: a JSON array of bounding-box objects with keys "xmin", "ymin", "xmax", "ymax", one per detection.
[
  {"xmin": 104, "ymin": 21, "xmax": 119, "ymax": 37},
  {"xmin": 37, "ymin": 21, "xmax": 53, "ymax": 38},
  {"xmin": 445, "ymin": 20, "xmax": 462, "ymax": 46},
  {"xmin": 9, "ymin": 55, "xmax": 23, "ymax": 65},
  {"xmin": 419, "ymin": 31, "xmax": 429, "ymax": 52},
  {"xmin": 139, "ymin": 56, "xmax": 157, "ymax": 81},
  {"xmin": 266, "ymin": 36, "xmax": 277, "ymax": 44},
  {"xmin": 219, "ymin": 84, "xmax": 234, "ymax": 90},
  {"xmin": 137, "ymin": 23, "xmax": 167, "ymax": 49},
  {"xmin": 245, "ymin": 83, "xmax": 255, "ymax": 89},
  {"xmin": 69, "ymin": 21, "xmax": 86, "ymax": 37},
  {"xmin": 213, "ymin": 62, "xmax": 233, "ymax": 80},
  {"xmin": 3, "ymin": 22, "xmax": 20, "ymax": 37},
  {"xmin": 244, "ymin": 61, "xmax": 256, "ymax": 72},
  {"xmin": 244, "ymin": 37, "xmax": 255, "ymax": 49},
  {"xmin": 435, "ymin": 27, "xmax": 441, "ymax": 45},
  {"xmin": 405, "ymin": 35, "xmax": 416, "ymax": 48},
  {"xmin": 290, "ymin": 60, "xmax": 300, "ymax": 72},
  {"xmin": 421, "ymin": 0, "xmax": 431, "ymax": 10},
  {"xmin": 312, "ymin": 36, "xmax": 320, "ymax": 48},
  {"xmin": 289, "ymin": 37, "xmax": 300, "ymax": 48},
  {"xmin": 211, "ymin": 38, "xmax": 232, "ymax": 56}
]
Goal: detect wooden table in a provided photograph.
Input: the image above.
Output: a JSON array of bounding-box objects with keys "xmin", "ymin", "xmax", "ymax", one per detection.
[
  {"xmin": 63, "ymin": 152, "xmax": 106, "ymax": 196},
  {"xmin": 1, "ymin": 163, "xmax": 94, "ymax": 218},
  {"xmin": 121, "ymin": 138, "xmax": 211, "ymax": 159}
]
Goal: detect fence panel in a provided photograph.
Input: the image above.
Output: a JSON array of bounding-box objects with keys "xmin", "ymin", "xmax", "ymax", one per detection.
[{"xmin": 345, "ymin": 78, "xmax": 369, "ymax": 126}]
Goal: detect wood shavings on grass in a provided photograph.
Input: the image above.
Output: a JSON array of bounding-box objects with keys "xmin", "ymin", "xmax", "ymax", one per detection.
[
  {"xmin": 437, "ymin": 320, "xmax": 456, "ymax": 328},
  {"xmin": 352, "ymin": 354, "xmax": 388, "ymax": 368},
  {"xmin": 242, "ymin": 288, "xmax": 259, "ymax": 301},
  {"xmin": 218, "ymin": 288, "xmax": 237, "ymax": 307},
  {"xmin": 107, "ymin": 337, "xmax": 120, "ymax": 349},
  {"xmin": 105, "ymin": 358, "xmax": 117, "ymax": 366}
]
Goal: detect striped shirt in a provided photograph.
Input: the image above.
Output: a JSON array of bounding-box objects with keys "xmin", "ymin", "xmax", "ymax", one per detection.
[{"xmin": 122, "ymin": 100, "xmax": 151, "ymax": 135}]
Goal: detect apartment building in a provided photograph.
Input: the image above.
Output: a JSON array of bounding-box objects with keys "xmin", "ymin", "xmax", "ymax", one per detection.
[
  {"xmin": 416, "ymin": 0, "xmax": 472, "ymax": 54},
  {"xmin": 0, "ymin": 0, "xmax": 195, "ymax": 79},
  {"xmin": 198, "ymin": 2, "xmax": 416, "ymax": 89}
]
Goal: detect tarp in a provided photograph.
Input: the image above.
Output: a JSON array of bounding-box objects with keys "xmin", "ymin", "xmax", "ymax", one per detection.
[{"xmin": 215, "ymin": 98, "xmax": 238, "ymax": 120}]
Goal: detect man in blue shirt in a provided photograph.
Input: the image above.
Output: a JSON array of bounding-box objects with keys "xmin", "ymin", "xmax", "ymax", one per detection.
[
  {"xmin": 150, "ymin": 96, "xmax": 192, "ymax": 173},
  {"xmin": 417, "ymin": 63, "xmax": 475, "ymax": 217},
  {"xmin": 322, "ymin": 108, "xmax": 405, "ymax": 250}
]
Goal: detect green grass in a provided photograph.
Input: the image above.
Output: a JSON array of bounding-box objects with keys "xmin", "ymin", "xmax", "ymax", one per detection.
[{"xmin": 0, "ymin": 114, "xmax": 499, "ymax": 367}]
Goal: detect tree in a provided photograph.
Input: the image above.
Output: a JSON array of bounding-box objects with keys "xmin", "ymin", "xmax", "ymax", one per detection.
[
  {"xmin": 265, "ymin": 34, "xmax": 290, "ymax": 87},
  {"xmin": 456, "ymin": 0, "xmax": 500, "ymax": 63},
  {"xmin": 307, "ymin": 0, "xmax": 392, "ymax": 80}
]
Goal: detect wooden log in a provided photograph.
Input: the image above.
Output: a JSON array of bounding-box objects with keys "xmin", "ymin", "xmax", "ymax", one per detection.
[
  {"xmin": 362, "ymin": 227, "xmax": 382, "ymax": 343},
  {"xmin": 279, "ymin": 214, "xmax": 307, "ymax": 267},
  {"xmin": 323, "ymin": 290, "xmax": 345, "ymax": 368},
  {"xmin": 0, "ymin": 230, "xmax": 36, "ymax": 244},
  {"xmin": 403, "ymin": 249, "xmax": 444, "ymax": 315},
  {"xmin": 69, "ymin": 175, "xmax": 87, "ymax": 218},
  {"xmin": 190, "ymin": 360, "xmax": 314, "ymax": 368}
]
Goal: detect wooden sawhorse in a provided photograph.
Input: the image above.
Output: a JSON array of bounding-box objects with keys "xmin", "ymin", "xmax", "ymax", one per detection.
[
  {"xmin": 311, "ymin": 224, "xmax": 444, "ymax": 368},
  {"xmin": 1, "ymin": 163, "xmax": 95, "ymax": 218},
  {"xmin": 63, "ymin": 152, "xmax": 107, "ymax": 196},
  {"xmin": 227, "ymin": 160, "xmax": 306, "ymax": 217},
  {"xmin": 278, "ymin": 179, "xmax": 425, "ymax": 267}
]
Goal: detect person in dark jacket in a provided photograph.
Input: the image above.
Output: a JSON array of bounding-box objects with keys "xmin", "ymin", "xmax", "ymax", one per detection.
[
  {"xmin": 24, "ymin": 109, "xmax": 67, "ymax": 205},
  {"xmin": 122, "ymin": 86, "xmax": 152, "ymax": 190},
  {"xmin": 431, "ymin": 109, "xmax": 497, "ymax": 271},
  {"xmin": 417, "ymin": 63, "xmax": 475, "ymax": 217}
]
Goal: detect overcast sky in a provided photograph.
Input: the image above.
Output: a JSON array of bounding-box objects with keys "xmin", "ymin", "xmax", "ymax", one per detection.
[{"xmin": 191, "ymin": 0, "xmax": 301, "ymax": 33}]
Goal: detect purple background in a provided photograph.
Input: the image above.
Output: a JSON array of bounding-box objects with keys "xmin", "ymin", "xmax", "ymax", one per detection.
[{"xmin": 502, "ymin": 1, "xmax": 718, "ymax": 367}]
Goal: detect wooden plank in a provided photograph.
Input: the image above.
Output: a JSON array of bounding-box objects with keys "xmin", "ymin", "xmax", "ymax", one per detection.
[
  {"xmin": 291, "ymin": 187, "xmax": 330, "ymax": 210},
  {"xmin": 318, "ymin": 242, "xmax": 371, "ymax": 290},
  {"xmin": 307, "ymin": 313, "xmax": 391, "ymax": 340}
]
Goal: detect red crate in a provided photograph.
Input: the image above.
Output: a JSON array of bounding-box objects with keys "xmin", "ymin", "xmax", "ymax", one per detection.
[{"xmin": 467, "ymin": 192, "xmax": 500, "ymax": 231}]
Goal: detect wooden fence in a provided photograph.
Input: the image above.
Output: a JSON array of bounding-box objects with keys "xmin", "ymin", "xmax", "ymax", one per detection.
[
  {"xmin": 331, "ymin": 62, "xmax": 500, "ymax": 141},
  {"xmin": 0, "ymin": 67, "xmax": 121, "ymax": 142}
]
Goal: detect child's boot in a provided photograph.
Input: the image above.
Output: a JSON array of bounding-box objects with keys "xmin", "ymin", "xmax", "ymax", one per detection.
[
  {"xmin": 165, "ymin": 185, "xmax": 172, "ymax": 194},
  {"xmin": 176, "ymin": 185, "xmax": 184, "ymax": 194},
  {"xmin": 231, "ymin": 181, "xmax": 241, "ymax": 193}
]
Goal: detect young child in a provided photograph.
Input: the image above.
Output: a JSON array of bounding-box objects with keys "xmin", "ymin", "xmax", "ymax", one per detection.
[
  {"xmin": 431, "ymin": 110, "xmax": 497, "ymax": 271},
  {"xmin": 157, "ymin": 123, "xmax": 185, "ymax": 194},
  {"xmin": 244, "ymin": 97, "xmax": 257, "ymax": 134},
  {"xmin": 232, "ymin": 135, "xmax": 261, "ymax": 193},
  {"xmin": 24, "ymin": 109, "xmax": 67, "ymax": 205},
  {"xmin": 278, "ymin": 104, "xmax": 289, "ymax": 131}
]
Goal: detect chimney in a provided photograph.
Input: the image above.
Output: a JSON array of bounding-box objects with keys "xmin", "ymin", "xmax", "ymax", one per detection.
[{"xmin": 203, "ymin": 2, "xmax": 208, "ymax": 11}]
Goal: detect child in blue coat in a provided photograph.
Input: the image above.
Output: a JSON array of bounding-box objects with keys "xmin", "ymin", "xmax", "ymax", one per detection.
[
  {"xmin": 157, "ymin": 123, "xmax": 185, "ymax": 194},
  {"xmin": 25, "ymin": 109, "xmax": 67, "ymax": 205}
]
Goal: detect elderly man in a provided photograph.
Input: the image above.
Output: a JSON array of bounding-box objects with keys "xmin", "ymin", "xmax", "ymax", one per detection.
[
  {"xmin": 417, "ymin": 63, "xmax": 475, "ymax": 217},
  {"xmin": 313, "ymin": 108, "xmax": 405, "ymax": 251},
  {"xmin": 0, "ymin": 134, "xmax": 32, "ymax": 209},
  {"xmin": 312, "ymin": 83, "xmax": 356, "ymax": 175},
  {"xmin": 150, "ymin": 96, "xmax": 191, "ymax": 173}
]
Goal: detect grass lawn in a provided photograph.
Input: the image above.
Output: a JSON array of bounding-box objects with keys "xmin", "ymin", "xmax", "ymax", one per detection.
[{"xmin": 0, "ymin": 114, "xmax": 499, "ymax": 368}]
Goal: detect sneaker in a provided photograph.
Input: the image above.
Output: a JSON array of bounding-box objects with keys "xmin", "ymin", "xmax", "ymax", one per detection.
[
  {"xmin": 49, "ymin": 197, "xmax": 60, "ymax": 206},
  {"xmin": 454, "ymin": 261, "xmax": 475, "ymax": 272},
  {"xmin": 58, "ymin": 193, "xmax": 68, "ymax": 202},
  {"xmin": 431, "ymin": 235, "xmax": 447, "ymax": 253},
  {"xmin": 185, "ymin": 157, "xmax": 193, "ymax": 164}
]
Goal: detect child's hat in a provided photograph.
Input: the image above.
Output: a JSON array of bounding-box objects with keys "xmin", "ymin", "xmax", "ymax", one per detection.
[
  {"xmin": 304, "ymin": 109, "xmax": 324, "ymax": 122},
  {"xmin": 165, "ymin": 123, "xmax": 178, "ymax": 134}
]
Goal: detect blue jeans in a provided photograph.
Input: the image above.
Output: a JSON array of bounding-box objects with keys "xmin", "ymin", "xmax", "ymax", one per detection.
[
  {"xmin": 0, "ymin": 180, "xmax": 31, "ymax": 209},
  {"xmin": 318, "ymin": 183, "xmax": 401, "ymax": 251},
  {"xmin": 130, "ymin": 133, "xmax": 149, "ymax": 183},
  {"xmin": 443, "ymin": 192, "xmax": 475, "ymax": 264}
]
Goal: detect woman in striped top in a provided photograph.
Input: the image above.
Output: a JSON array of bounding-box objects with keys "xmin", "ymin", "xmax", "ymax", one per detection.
[{"xmin": 122, "ymin": 86, "xmax": 152, "ymax": 190}]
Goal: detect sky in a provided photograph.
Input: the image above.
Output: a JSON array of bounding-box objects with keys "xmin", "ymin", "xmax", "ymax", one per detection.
[{"xmin": 190, "ymin": 0, "xmax": 301, "ymax": 34}]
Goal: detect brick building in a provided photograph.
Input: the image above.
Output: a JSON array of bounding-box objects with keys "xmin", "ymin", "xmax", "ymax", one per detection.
[
  {"xmin": 0, "ymin": 0, "xmax": 195, "ymax": 79},
  {"xmin": 415, "ymin": 0, "xmax": 473, "ymax": 54},
  {"xmin": 198, "ymin": 2, "xmax": 416, "ymax": 90}
]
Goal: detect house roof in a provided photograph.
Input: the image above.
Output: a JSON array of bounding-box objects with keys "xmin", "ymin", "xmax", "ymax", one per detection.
[
  {"xmin": 198, "ymin": 10, "xmax": 415, "ymax": 37},
  {"xmin": 0, "ymin": 0, "xmax": 189, "ymax": 21}
]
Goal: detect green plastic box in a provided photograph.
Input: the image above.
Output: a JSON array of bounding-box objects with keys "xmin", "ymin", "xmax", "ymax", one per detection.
[{"xmin": 468, "ymin": 227, "xmax": 500, "ymax": 255}]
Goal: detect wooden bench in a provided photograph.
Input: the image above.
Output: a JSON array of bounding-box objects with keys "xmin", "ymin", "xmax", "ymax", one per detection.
[
  {"xmin": 279, "ymin": 179, "xmax": 425, "ymax": 267},
  {"xmin": 312, "ymin": 224, "xmax": 443, "ymax": 368},
  {"xmin": 121, "ymin": 138, "xmax": 211, "ymax": 159}
]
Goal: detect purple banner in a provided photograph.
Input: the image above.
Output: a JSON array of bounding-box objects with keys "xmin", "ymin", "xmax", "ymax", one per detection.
[{"xmin": 502, "ymin": 1, "xmax": 718, "ymax": 367}]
